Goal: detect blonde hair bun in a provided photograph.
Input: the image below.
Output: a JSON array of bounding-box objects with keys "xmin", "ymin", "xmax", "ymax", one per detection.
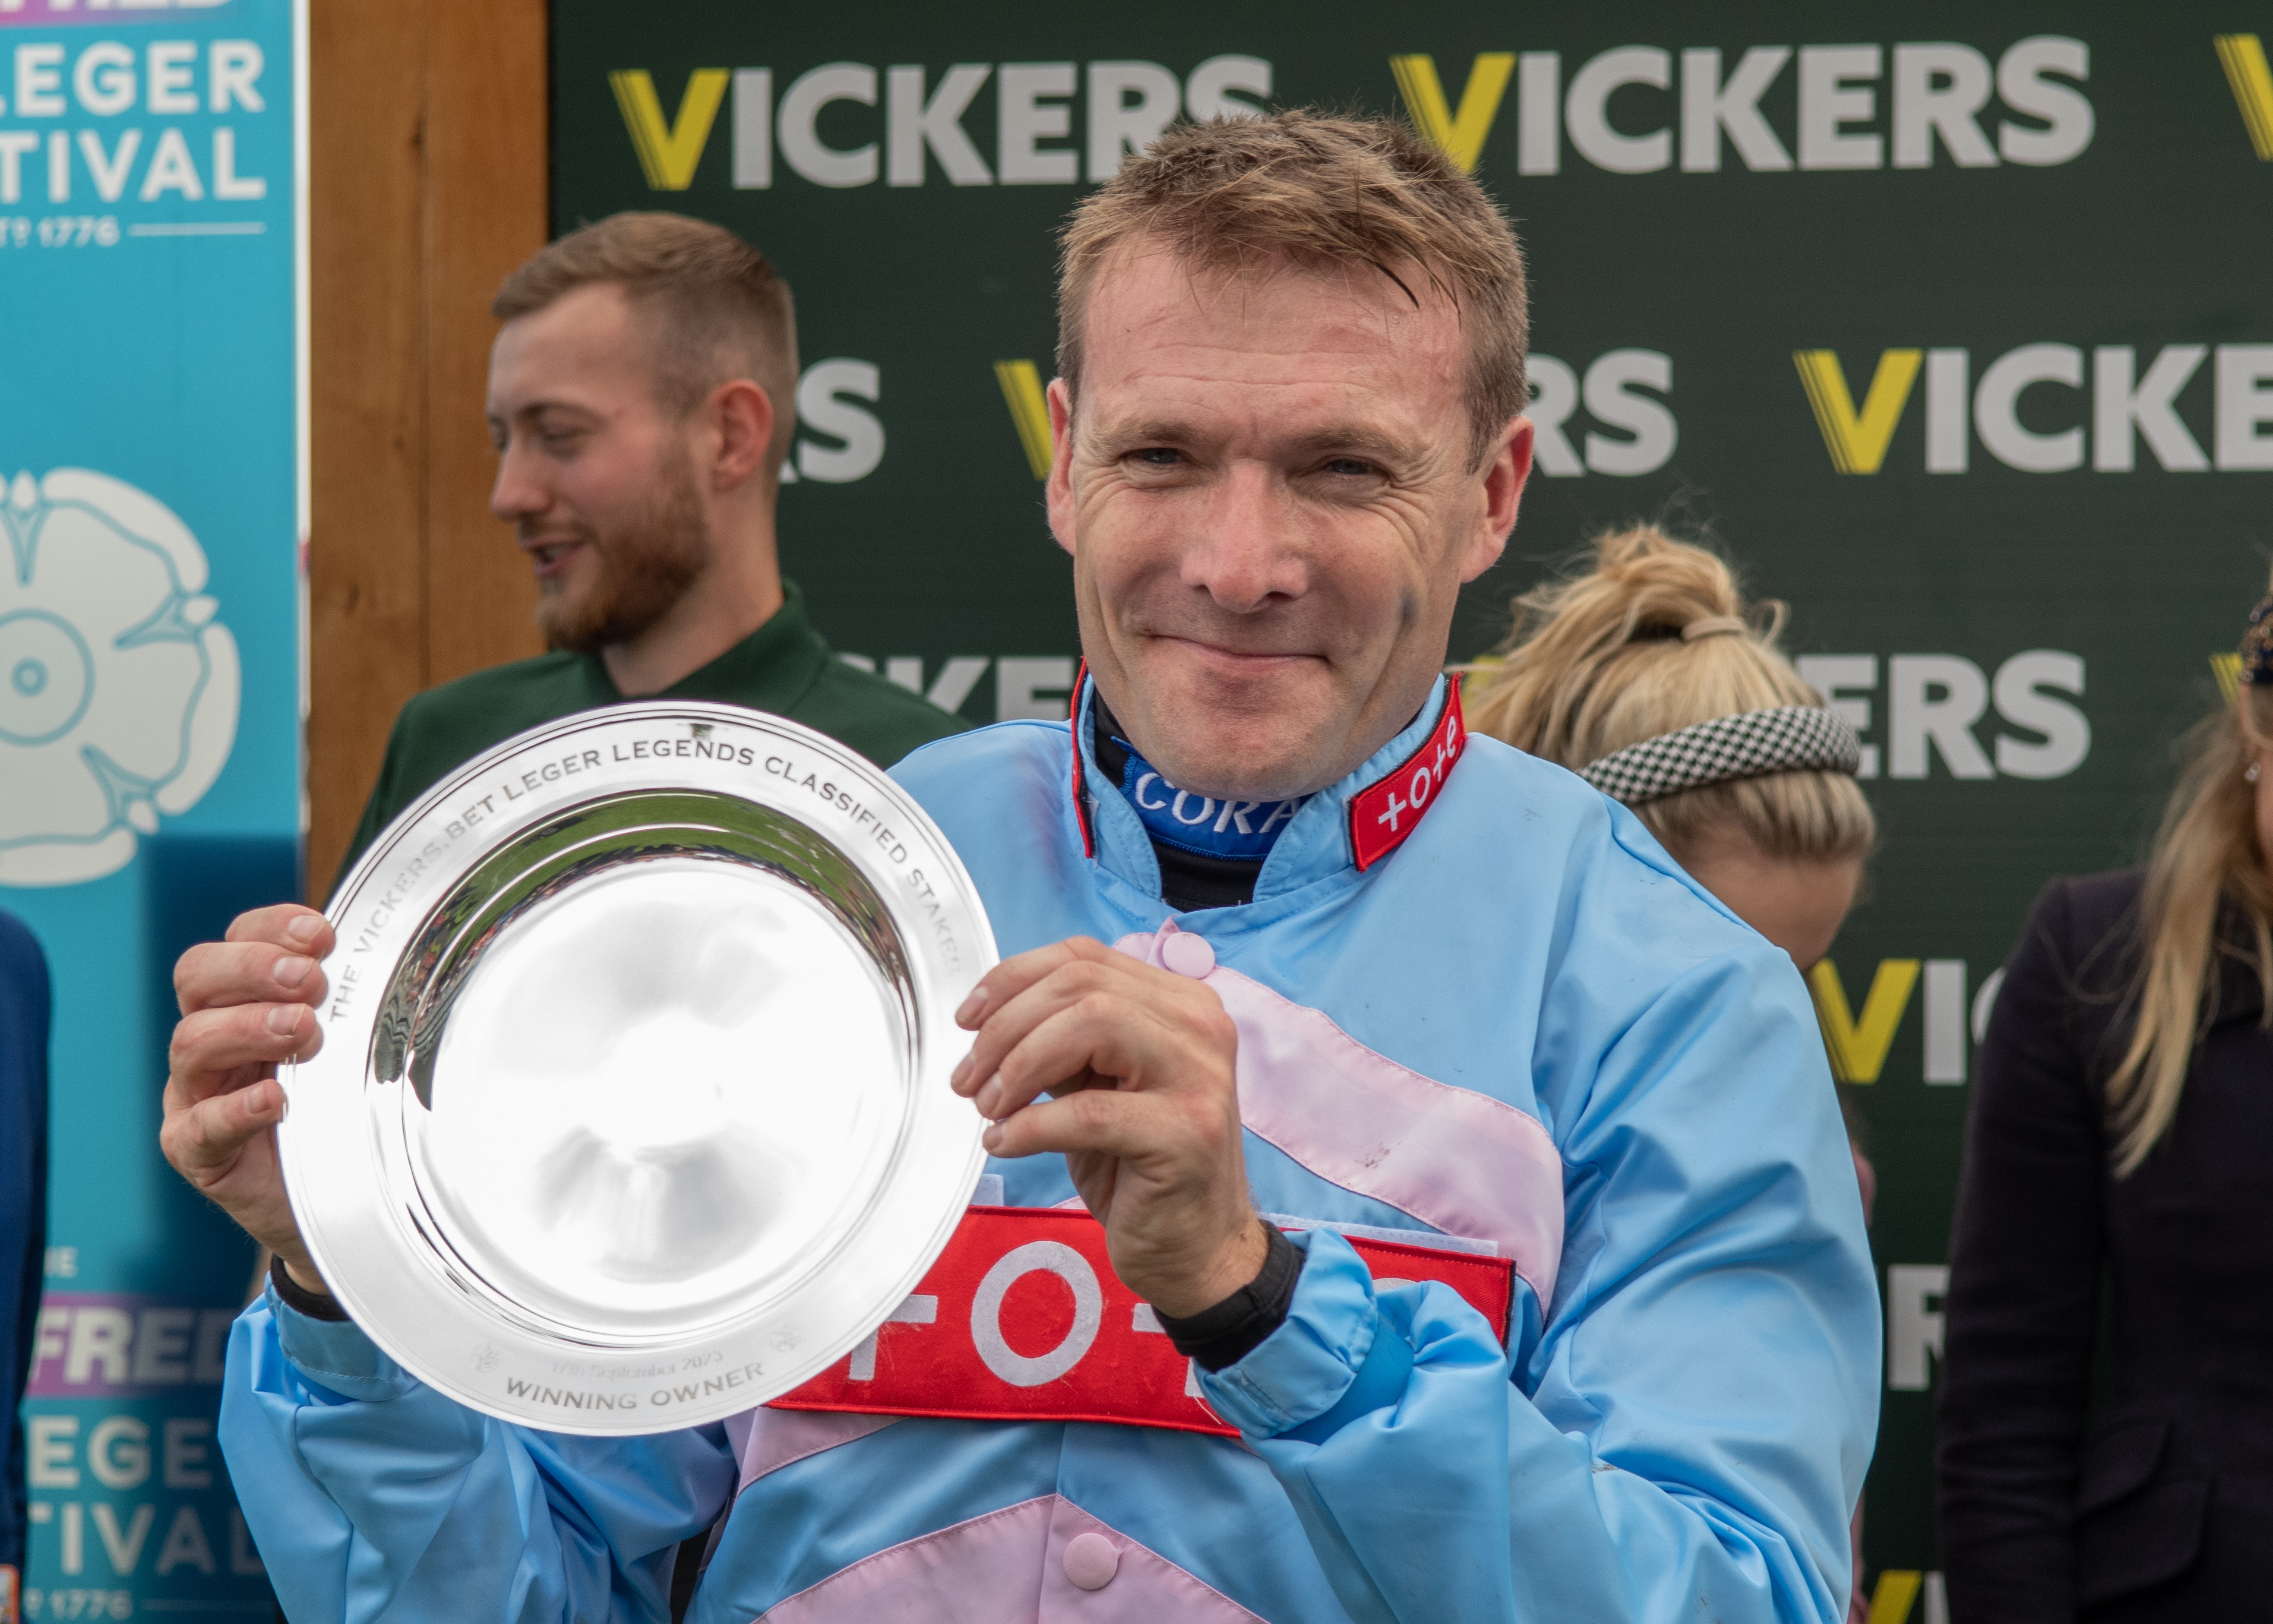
[{"xmin": 1463, "ymin": 524, "xmax": 1875, "ymax": 864}]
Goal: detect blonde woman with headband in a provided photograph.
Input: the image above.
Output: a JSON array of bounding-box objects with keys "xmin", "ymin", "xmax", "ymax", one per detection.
[
  {"xmin": 1936, "ymin": 582, "xmax": 2273, "ymax": 1623},
  {"xmin": 1465, "ymin": 525, "xmax": 1876, "ymax": 970},
  {"xmin": 1465, "ymin": 523, "xmax": 1880, "ymax": 1624}
]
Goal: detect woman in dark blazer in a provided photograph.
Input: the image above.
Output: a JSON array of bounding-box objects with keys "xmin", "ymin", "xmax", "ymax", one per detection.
[{"xmin": 1938, "ymin": 589, "xmax": 2273, "ymax": 1622}]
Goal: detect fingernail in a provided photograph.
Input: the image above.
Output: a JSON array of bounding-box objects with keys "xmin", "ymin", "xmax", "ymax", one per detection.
[
  {"xmin": 973, "ymin": 1081, "xmax": 998, "ymax": 1117},
  {"xmin": 955, "ymin": 988, "xmax": 988, "ymax": 1026},
  {"xmin": 950, "ymin": 1054, "xmax": 973, "ymax": 1092},
  {"xmin": 981, "ymin": 1121, "xmax": 1004, "ymax": 1151},
  {"xmin": 274, "ymin": 956, "xmax": 314, "ymax": 988},
  {"xmin": 266, "ymin": 1005, "xmax": 301, "ymax": 1037},
  {"xmin": 286, "ymin": 914, "xmax": 323, "ymax": 945}
]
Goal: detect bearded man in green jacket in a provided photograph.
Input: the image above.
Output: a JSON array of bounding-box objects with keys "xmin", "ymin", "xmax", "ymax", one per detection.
[{"xmin": 339, "ymin": 210, "xmax": 961, "ymax": 877}]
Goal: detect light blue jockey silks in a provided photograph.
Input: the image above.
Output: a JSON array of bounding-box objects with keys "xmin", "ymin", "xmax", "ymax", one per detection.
[{"xmin": 220, "ymin": 677, "xmax": 1880, "ymax": 1624}]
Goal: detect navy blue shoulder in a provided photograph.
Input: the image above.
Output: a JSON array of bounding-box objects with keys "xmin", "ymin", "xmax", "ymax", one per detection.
[{"xmin": 0, "ymin": 909, "xmax": 48, "ymax": 1007}]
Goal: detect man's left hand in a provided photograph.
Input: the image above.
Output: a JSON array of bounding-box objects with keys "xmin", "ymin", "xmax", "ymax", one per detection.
[{"xmin": 951, "ymin": 936, "xmax": 1267, "ymax": 1319}]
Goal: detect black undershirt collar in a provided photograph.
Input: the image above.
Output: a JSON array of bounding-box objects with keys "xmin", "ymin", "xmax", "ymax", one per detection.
[{"xmin": 1090, "ymin": 698, "xmax": 1266, "ymax": 911}]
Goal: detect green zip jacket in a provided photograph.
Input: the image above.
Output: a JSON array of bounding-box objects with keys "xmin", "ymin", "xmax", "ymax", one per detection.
[{"xmin": 336, "ymin": 580, "xmax": 964, "ymax": 886}]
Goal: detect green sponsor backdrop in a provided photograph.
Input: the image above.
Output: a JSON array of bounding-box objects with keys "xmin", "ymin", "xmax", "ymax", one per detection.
[{"xmin": 553, "ymin": 1, "xmax": 2273, "ymax": 1602}]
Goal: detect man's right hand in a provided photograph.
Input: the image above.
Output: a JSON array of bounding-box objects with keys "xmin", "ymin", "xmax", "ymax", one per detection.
[{"xmin": 162, "ymin": 902, "xmax": 334, "ymax": 1296}]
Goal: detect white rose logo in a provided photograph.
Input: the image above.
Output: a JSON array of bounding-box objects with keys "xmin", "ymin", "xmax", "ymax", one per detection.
[{"xmin": 0, "ymin": 468, "xmax": 241, "ymax": 887}]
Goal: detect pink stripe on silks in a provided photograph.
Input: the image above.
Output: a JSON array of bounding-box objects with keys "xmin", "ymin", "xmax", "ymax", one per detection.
[
  {"xmin": 1115, "ymin": 925, "xmax": 1566, "ymax": 1307},
  {"xmin": 758, "ymin": 1496, "xmax": 1052, "ymax": 1624},
  {"xmin": 726, "ymin": 1408, "xmax": 900, "ymax": 1495},
  {"xmin": 1036, "ymin": 1496, "xmax": 1267, "ymax": 1624},
  {"xmin": 757, "ymin": 1495, "xmax": 1262, "ymax": 1623}
]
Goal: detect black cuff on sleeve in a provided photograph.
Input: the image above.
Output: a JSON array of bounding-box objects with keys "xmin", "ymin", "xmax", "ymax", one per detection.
[
  {"xmin": 269, "ymin": 1252, "xmax": 350, "ymax": 1322},
  {"xmin": 1153, "ymin": 1222, "xmax": 1303, "ymax": 1372}
]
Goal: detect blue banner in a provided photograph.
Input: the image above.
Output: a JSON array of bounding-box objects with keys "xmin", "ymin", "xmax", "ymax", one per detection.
[{"xmin": 0, "ymin": 0, "xmax": 301, "ymax": 1616}]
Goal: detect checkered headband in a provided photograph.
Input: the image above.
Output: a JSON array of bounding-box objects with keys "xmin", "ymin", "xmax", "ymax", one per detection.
[{"xmin": 1579, "ymin": 706, "xmax": 1863, "ymax": 805}]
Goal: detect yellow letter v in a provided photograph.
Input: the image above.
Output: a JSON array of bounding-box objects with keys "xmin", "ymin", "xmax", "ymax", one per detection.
[
  {"xmin": 609, "ymin": 69, "xmax": 731, "ymax": 191},
  {"xmin": 1793, "ymin": 349, "xmax": 1921, "ymax": 475},
  {"xmin": 1809, "ymin": 959, "xmax": 1921, "ymax": 1084},
  {"xmin": 1389, "ymin": 53, "xmax": 1515, "ymax": 173}
]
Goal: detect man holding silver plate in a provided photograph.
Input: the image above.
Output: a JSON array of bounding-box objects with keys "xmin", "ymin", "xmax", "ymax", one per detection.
[{"xmin": 163, "ymin": 112, "xmax": 1877, "ymax": 1624}]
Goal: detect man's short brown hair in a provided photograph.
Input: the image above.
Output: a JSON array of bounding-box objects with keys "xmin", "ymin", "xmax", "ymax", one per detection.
[
  {"xmin": 1057, "ymin": 112, "xmax": 1528, "ymax": 469},
  {"xmin": 495, "ymin": 212, "xmax": 799, "ymax": 469}
]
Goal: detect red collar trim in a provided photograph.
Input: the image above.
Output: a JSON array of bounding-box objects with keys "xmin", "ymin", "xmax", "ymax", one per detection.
[
  {"xmin": 1348, "ymin": 678, "xmax": 1468, "ymax": 873},
  {"xmin": 1073, "ymin": 670, "xmax": 1468, "ymax": 872},
  {"xmin": 1068, "ymin": 661, "xmax": 1096, "ymax": 858}
]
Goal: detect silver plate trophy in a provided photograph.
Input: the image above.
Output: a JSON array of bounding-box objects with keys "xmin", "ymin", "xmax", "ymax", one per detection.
[{"xmin": 279, "ymin": 703, "xmax": 993, "ymax": 1435}]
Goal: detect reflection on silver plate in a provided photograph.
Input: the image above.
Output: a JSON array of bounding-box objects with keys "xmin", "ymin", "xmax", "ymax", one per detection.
[{"xmin": 280, "ymin": 703, "xmax": 993, "ymax": 1435}]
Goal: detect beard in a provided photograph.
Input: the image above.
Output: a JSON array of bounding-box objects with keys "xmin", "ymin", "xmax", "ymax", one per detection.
[{"xmin": 534, "ymin": 454, "xmax": 713, "ymax": 655}]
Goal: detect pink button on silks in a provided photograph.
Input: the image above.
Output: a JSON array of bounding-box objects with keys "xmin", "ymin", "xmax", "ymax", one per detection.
[
  {"xmin": 1160, "ymin": 931, "xmax": 1215, "ymax": 978},
  {"xmin": 1063, "ymin": 1531, "xmax": 1120, "ymax": 1591}
]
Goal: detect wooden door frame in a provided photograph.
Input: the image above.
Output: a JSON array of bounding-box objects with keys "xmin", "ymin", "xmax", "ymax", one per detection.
[{"xmin": 305, "ymin": 0, "xmax": 550, "ymax": 900}]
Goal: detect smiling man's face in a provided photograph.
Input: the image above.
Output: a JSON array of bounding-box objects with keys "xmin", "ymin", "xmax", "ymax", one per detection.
[
  {"xmin": 486, "ymin": 282, "xmax": 712, "ymax": 653},
  {"xmin": 1048, "ymin": 249, "xmax": 1531, "ymax": 802}
]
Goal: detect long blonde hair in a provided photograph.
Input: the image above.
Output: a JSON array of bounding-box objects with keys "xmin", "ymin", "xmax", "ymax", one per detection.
[
  {"xmin": 1464, "ymin": 524, "xmax": 1874, "ymax": 863},
  {"xmin": 2106, "ymin": 678, "xmax": 2273, "ymax": 1173}
]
